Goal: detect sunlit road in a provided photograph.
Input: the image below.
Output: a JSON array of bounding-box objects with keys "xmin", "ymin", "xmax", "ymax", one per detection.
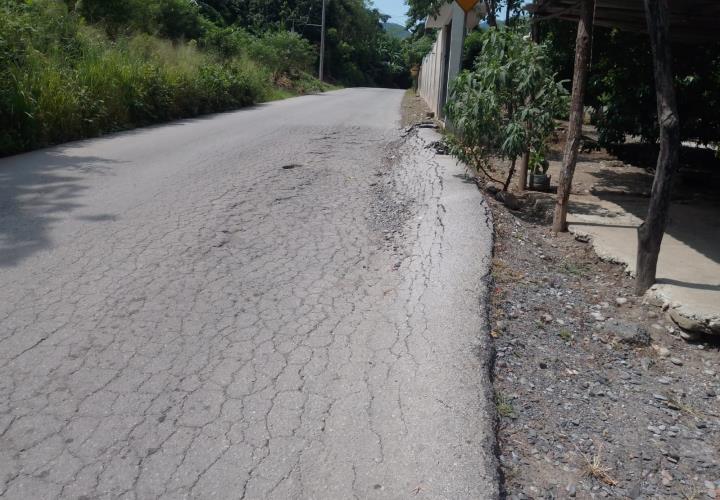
[{"xmin": 0, "ymin": 89, "xmax": 497, "ymax": 499}]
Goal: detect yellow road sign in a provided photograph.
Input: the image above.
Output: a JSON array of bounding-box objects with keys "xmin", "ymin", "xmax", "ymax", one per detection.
[{"xmin": 455, "ymin": 0, "xmax": 478, "ymax": 13}]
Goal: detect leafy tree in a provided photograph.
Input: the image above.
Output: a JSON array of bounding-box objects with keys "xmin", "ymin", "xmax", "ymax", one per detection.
[
  {"xmin": 405, "ymin": 0, "xmax": 518, "ymax": 30},
  {"xmin": 247, "ymin": 31, "xmax": 316, "ymax": 81},
  {"xmin": 445, "ymin": 28, "xmax": 567, "ymax": 190},
  {"xmin": 539, "ymin": 19, "xmax": 720, "ymax": 148},
  {"xmin": 404, "ymin": 30, "xmax": 436, "ymax": 68},
  {"xmin": 74, "ymin": 0, "xmax": 156, "ymax": 34},
  {"xmin": 155, "ymin": 0, "xmax": 207, "ymax": 40},
  {"xmin": 462, "ymin": 29, "xmax": 484, "ymax": 69}
]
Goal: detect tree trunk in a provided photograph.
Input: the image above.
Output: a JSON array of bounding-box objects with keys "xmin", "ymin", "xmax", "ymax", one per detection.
[
  {"xmin": 517, "ymin": 149, "xmax": 529, "ymax": 191},
  {"xmin": 505, "ymin": 0, "xmax": 512, "ymax": 25},
  {"xmin": 551, "ymin": 0, "xmax": 594, "ymax": 233},
  {"xmin": 503, "ymin": 157, "xmax": 517, "ymax": 191},
  {"xmin": 484, "ymin": 0, "xmax": 497, "ymax": 27},
  {"xmin": 635, "ymin": 0, "xmax": 680, "ymax": 295}
]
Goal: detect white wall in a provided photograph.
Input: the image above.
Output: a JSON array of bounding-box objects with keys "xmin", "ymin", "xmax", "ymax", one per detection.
[
  {"xmin": 418, "ymin": 4, "xmax": 469, "ymax": 121},
  {"xmin": 417, "ymin": 26, "xmax": 448, "ymax": 119}
]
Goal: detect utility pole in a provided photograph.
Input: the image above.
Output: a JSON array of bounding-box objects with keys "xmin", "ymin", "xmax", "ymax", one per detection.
[{"xmin": 319, "ymin": 0, "xmax": 326, "ymax": 81}]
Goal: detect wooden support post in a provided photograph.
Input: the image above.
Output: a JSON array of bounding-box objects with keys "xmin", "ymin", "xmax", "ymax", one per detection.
[
  {"xmin": 518, "ymin": 23, "xmax": 540, "ymax": 193},
  {"xmin": 484, "ymin": 0, "xmax": 497, "ymax": 27},
  {"xmin": 517, "ymin": 149, "xmax": 529, "ymax": 191},
  {"xmin": 635, "ymin": 0, "xmax": 680, "ymax": 295},
  {"xmin": 551, "ymin": 0, "xmax": 594, "ymax": 233}
]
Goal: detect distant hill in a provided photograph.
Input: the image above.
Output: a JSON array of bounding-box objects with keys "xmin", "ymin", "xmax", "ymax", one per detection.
[{"xmin": 383, "ymin": 22, "xmax": 411, "ymax": 39}]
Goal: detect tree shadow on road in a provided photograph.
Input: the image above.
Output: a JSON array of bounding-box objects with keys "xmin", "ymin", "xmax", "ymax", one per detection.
[{"xmin": 0, "ymin": 148, "xmax": 121, "ymax": 267}]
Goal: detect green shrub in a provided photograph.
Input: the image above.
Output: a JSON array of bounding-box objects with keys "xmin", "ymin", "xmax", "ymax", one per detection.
[
  {"xmin": 201, "ymin": 26, "xmax": 253, "ymax": 58},
  {"xmin": 75, "ymin": 0, "xmax": 157, "ymax": 35},
  {"xmin": 247, "ymin": 31, "xmax": 316, "ymax": 81},
  {"xmin": 445, "ymin": 28, "xmax": 567, "ymax": 190},
  {"xmin": 155, "ymin": 0, "xmax": 207, "ymax": 40},
  {"xmin": 0, "ymin": 0, "xmax": 274, "ymax": 156}
]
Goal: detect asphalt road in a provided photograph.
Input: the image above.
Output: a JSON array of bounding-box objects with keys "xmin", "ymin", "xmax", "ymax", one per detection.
[{"xmin": 0, "ymin": 88, "xmax": 497, "ymax": 499}]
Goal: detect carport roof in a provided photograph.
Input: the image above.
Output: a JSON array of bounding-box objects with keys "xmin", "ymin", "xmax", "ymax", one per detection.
[{"xmin": 527, "ymin": 0, "xmax": 720, "ymax": 42}]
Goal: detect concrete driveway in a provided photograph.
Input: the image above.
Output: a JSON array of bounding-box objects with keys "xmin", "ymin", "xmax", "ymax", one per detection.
[{"xmin": 0, "ymin": 89, "xmax": 497, "ymax": 499}]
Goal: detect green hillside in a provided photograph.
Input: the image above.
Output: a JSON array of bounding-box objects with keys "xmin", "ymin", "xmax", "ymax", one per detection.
[
  {"xmin": 383, "ymin": 22, "xmax": 411, "ymax": 40},
  {"xmin": 0, "ymin": 0, "xmax": 412, "ymax": 156}
]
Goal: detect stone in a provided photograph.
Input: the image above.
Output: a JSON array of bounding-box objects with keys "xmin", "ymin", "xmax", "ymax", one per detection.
[
  {"xmin": 566, "ymin": 483, "xmax": 577, "ymax": 497},
  {"xmin": 669, "ymin": 357, "xmax": 683, "ymax": 366},
  {"xmin": 616, "ymin": 297, "xmax": 628, "ymax": 306},
  {"xmin": 660, "ymin": 470, "xmax": 673, "ymax": 486},
  {"xmin": 591, "ymin": 311, "xmax": 606, "ymax": 322},
  {"xmin": 652, "ymin": 345, "xmax": 671, "ymax": 358},
  {"xmin": 603, "ymin": 320, "xmax": 651, "ymax": 346},
  {"xmin": 495, "ymin": 191, "xmax": 521, "ymax": 211},
  {"xmin": 679, "ymin": 329, "xmax": 703, "ymax": 342},
  {"xmin": 574, "ymin": 233, "xmax": 590, "ymax": 243}
]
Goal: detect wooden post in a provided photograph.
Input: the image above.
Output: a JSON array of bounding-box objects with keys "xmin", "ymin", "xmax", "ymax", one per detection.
[
  {"xmin": 517, "ymin": 150, "xmax": 529, "ymax": 191},
  {"xmin": 518, "ymin": 24, "xmax": 540, "ymax": 192},
  {"xmin": 484, "ymin": 0, "xmax": 497, "ymax": 27},
  {"xmin": 635, "ymin": 0, "xmax": 680, "ymax": 294},
  {"xmin": 551, "ymin": 0, "xmax": 594, "ymax": 233}
]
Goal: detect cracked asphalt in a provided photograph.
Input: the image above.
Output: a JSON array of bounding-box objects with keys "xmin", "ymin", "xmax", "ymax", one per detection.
[{"xmin": 0, "ymin": 88, "xmax": 498, "ymax": 499}]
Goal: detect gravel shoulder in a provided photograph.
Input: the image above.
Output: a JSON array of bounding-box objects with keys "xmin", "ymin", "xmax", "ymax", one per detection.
[{"xmin": 487, "ymin": 192, "xmax": 720, "ymax": 499}]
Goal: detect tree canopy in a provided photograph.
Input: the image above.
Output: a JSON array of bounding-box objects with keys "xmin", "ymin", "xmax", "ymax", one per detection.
[
  {"xmin": 69, "ymin": 0, "xmax": 411, "ymax": 86},
  {"xmin": 539, "ymin": 19, "xmax": 720, "ymax": 148}
]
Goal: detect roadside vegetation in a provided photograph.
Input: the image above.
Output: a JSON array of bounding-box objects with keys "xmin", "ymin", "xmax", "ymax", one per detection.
[
  {"xmin": 0, "ymin": 0, "xmax": 423, "ymax": 156},
  {"xmin": 445, "ymin": 27, "xmax": 567, "ymax": 191}
]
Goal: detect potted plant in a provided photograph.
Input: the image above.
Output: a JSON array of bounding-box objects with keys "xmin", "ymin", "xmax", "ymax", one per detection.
[{"xmin": 528, "ymin": 150, "xmax": 551, "ymax": 190}]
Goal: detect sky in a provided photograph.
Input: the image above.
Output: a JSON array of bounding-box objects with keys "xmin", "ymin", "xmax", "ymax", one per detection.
[{"xmin": 372, "ymin": 0, "xmax": 509, "ymax": 26}]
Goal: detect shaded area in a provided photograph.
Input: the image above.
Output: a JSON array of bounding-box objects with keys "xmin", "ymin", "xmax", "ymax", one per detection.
[
  {"xmin": 0, "ymin": 150, "xmax": 120, "ymax": 267},
  {"xmin": 590, "ymin": 194, "xmax": 720, "ymax": 268}
]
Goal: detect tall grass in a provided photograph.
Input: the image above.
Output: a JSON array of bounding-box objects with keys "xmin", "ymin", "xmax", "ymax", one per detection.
[{"xmin": 0, "ymin": 0, "xmax": 323, "ymax": 156}]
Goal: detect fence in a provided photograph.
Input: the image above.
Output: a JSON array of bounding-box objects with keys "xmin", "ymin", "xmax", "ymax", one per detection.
[{"xmin": 417, "ymin": 29, "xmax": 449, "ymax": 120}]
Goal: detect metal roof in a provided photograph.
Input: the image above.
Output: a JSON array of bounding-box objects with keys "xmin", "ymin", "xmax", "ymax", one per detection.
[{"xmin": 527, "ymin": 0, "xmax": 720, "ymax": 43}]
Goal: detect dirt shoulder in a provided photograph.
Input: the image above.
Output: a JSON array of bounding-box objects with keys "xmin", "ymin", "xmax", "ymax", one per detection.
[
  {"xmin": 400, "ymin": 90, "xmax": 433, "ymax": 128},
  {"xmin": 489, "ymin": 194, "xmax": 720, "ymax": 499}
]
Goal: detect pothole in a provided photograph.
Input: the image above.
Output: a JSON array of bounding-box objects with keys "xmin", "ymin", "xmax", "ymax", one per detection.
[{"xmin": 281, "ymin": 164, "xmax": 302, "ymax": 170}]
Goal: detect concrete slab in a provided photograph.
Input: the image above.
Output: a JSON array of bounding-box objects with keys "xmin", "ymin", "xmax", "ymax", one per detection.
[{"xmin": 567, "ymin": 194, "xmax": 720, "ymax": 335}]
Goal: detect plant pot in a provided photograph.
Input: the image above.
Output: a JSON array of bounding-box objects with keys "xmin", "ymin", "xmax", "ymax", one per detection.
[{"xmin": 530, "ymin": 173, "xmax": 550, "ymax": 191}]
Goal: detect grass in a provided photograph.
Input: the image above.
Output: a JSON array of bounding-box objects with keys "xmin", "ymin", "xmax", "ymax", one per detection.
[
  {"xmin": 559, "ymin": 329, "xmax": 573, "ymax": 341},
  {"xmin": 0, "ymin": 1, "xmax": 333, "ymax": 157},
  {"xmin": 562, "ymin": 261, "xmax": 590, "ymax": 277},
  {"xmin": 496, "ymin": 392, "xmax": 515, "ymax": 418},
  {"xmin": 665, "ymin": 398, "xmax": 703, "ymax": 417},
  {"xmin": 681, "ymin": 485, "xmax": 701, "ymax": 500},
  {"xmin": 577, "ymin": 444, "xmax": 618, "ymax": 486}
]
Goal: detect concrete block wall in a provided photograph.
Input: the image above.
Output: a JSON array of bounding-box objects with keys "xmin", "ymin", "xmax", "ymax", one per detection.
[{"xmin": 418, "ymin": 27, "xmax": 448, "ymax": 119}]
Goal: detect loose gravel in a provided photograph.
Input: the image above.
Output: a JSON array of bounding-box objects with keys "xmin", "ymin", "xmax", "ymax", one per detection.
[{"xmin": 488, "ymin": 192, "xmax": 720, "ymax": 499}]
